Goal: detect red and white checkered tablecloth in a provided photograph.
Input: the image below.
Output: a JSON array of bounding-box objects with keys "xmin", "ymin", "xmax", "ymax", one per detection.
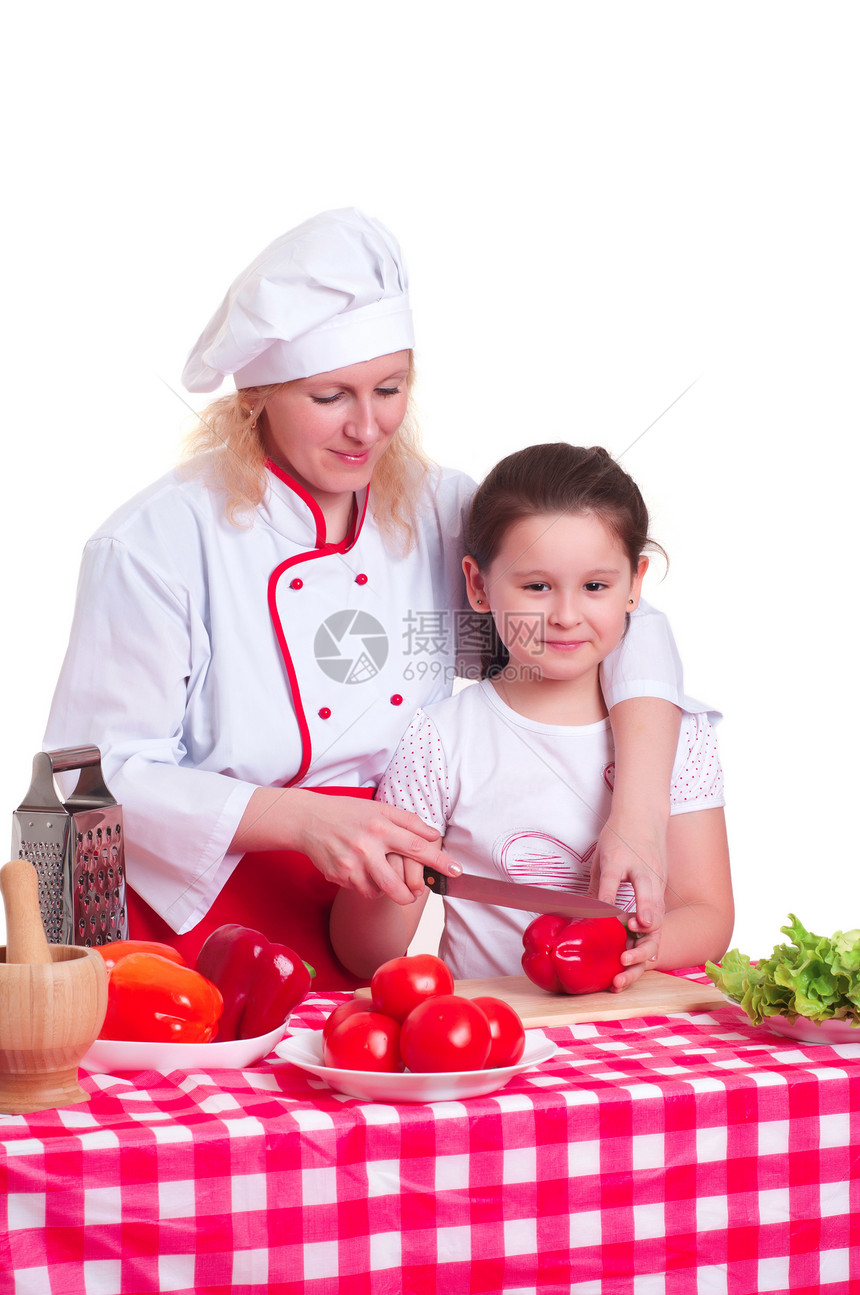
[{"xmin": 1, "ymin": 973, "xmax": 858, "ymax": 1295}]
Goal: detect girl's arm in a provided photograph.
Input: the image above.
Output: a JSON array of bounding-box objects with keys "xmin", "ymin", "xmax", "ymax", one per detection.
[
  {"xmin": 330, "ymin": 882, "xmax": 429, "ymax": 980},
  {"xmin": 612, "ymin": 806, "xmax": 733, "ymax": 990},
  {"xmin": 329, "ymin": 707, "xmax": 453, "ymax": 978}
]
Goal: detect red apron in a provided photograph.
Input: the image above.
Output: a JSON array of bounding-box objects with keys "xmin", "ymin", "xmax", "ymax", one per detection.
[{"xmin": 125, "ymin": 786, "xmax": 373, "ymax": 991}]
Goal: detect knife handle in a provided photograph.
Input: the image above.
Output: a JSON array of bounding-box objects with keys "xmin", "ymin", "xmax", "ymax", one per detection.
[{"xmin": 423, "ymin": 866, "xmax": 448, "ymax": 895}]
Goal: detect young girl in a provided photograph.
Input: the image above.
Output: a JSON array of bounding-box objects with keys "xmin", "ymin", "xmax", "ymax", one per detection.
[{"xmin": 330, "ymin": 443, "xmax": 733, "ymax": 989}]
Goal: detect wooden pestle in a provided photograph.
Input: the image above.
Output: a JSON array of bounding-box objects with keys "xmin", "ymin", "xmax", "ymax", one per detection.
[{"xmin": 0, "ymin": 860, "xmax": 53, "ymax": 964}]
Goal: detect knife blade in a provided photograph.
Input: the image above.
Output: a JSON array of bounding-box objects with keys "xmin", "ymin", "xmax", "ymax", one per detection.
[{"xmin": 423, "ymin": 867, "xmax": 629, "ymax": 922}]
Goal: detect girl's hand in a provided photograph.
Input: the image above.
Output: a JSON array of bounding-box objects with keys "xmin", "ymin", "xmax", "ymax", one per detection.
[
  {"xmin": 612, "ymin": 926, "xmax": 660, "ymax": 991},
  {"xmin": 382, "ymin": 852, "xmax": 435, "ymax": 900}
]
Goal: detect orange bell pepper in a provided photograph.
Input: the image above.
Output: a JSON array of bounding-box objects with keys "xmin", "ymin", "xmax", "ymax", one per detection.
[
  {"xmin": 96, "ymin": 939, "xmax": 186, "ymax": 974},
  {"xmin": 99, "ymin": 952, "xmax": 224, "ymax": 1043}
]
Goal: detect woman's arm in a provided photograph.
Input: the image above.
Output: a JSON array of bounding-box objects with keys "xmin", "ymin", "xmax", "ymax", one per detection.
[
  {"xmin": 591, "ymin": 697, "xmax": 682, "ymax": 946},
  {"xmin": 612, "ymin": 806, "xmax": 733, "ymax": 990},
  {"xmin": 44, "ymin": 533, "xmax": 261, "ymax": 933},
  {"xmin": 595, "ymin": 599, "xmax": 716, "ymax": 949},
  {"xmin": 47, "ymin": 529, "xmax": 462, "ymax": 933},
  {"xmin": 233, "ymin": 787, "xmax": 459, "ymax": 907}
]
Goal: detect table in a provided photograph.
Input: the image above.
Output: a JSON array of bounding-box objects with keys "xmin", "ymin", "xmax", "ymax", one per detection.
[{"xmin": 1, "ymin": 973, "xmax": 858, "ymax": 1295}]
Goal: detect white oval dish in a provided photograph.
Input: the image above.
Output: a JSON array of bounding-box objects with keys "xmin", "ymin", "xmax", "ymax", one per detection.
[
  {"xmin": 81, "ymin": 1022, "xmax": 288, "ymax": 1074},
  {"xmin": 275, "ymin": 1028, "xmax": 558, "ymax": 1102},
  {"xmin": 720, "ymin": 994, "xmax": 860, "ymax": 1045}
]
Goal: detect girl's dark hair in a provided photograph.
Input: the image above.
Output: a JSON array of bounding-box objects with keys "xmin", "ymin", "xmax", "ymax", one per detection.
[{"xmin": 464, "ymin": 442, "xmax": 665, "ymax": 678}]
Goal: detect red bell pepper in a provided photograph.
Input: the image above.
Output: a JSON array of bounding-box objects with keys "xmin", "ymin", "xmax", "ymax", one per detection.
[
  {"xmin": 522, "ymin": 912, "xmax": 628, "ymax": 995},
  {"xmin": 195, "ymin": 924, "xmax": 313, "ymax": 1041},
  {"xmin": 99, "ymin": 952, "xmax": 224, "ymax": 1042}
]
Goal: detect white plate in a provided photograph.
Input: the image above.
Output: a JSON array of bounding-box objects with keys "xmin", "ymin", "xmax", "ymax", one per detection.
[
  {"xmin": 275, "ymin": 1028, "xmax": 558, "ymax": 1102},
  {"xmin": 81, "ymin": 1022, "xmax": 288, "ymax": 1074},
  {"xmin": 720, "ymin": 994, "xmax": 860, "ymax": 1045}
]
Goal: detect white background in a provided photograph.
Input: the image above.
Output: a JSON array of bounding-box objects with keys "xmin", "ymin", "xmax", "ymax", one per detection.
[{"xmin": 1, "ymin": 2, "xmax": 857, "ymax": 957}]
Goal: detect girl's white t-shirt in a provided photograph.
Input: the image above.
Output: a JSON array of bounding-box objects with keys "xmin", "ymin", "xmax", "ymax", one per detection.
[{"xmin": 376, "ymin": 679, "xmax": 725, "ymax": 979}]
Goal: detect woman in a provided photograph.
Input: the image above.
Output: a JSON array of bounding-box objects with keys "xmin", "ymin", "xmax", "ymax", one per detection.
[{"xmin": 45, "ymin": 208, "xmax": 703, "ymax": 987}]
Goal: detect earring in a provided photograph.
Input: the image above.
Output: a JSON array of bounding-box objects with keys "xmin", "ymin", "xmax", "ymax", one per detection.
[
  {"xmin": 628, "ymin": 599, "xmax": 634, "ymax": 606},
  {"xmin": 476, "ymin": 599, "xmax": 483, "ymax": 605}
]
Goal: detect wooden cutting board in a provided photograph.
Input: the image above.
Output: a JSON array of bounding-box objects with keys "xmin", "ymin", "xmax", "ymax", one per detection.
[{"xmin": 357, "ymin": 970, "xmax": 724, "ymax": 1028}]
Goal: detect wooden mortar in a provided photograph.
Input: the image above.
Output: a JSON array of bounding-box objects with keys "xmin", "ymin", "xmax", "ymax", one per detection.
[{"xmin": 0, "ymin": 859, "xmax": 108, "ymax": 1114}]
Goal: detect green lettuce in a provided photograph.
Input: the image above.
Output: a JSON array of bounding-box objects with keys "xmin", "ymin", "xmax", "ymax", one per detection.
[{"xmin": 706, "ymin": 914, "xmax": 860, "ymax": 1027}]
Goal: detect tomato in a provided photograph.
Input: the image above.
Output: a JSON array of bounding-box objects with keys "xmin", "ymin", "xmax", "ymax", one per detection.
[
  {"xmin": 323, "ymin": 1011, "xmax": 403, "ymax": 1072},
  {"xmin": 96, "ymin": 940, "xmax": 186, "ymax": 974},
  {"xmin": 370, "ymin": 953, "xmax": 454, "ymax": 1023},
  {"xmin": 400, "ymin": 994, "xmax": 492, "ymax": 1073},
  {"xmin": 471, "ymin": 996, "xmax": 526, "ymax": 1068},
  {"xmin": 321, "ymin": 998, "xmax": 377, "ymax": 1043}
]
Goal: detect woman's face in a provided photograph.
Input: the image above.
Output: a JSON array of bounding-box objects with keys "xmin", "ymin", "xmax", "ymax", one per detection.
[{"xmin": 259, "ymin": 350, "xmax": 410, "ymax": 508}]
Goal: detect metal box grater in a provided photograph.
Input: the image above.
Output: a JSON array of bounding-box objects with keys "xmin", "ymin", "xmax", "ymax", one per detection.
[{"xmin": 11, "ymin": 746, "xmax": 128, "ymax": 946}]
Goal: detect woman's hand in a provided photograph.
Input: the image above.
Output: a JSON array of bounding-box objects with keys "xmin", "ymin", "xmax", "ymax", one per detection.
[
  {"xmin": 590, "ymin": 808, "xmax": 668, "ymax": 958},
  {"xmin": 604, "ymin": 807, "xmax": 734, "ymax": 991},
  {"xmin": 596, "ymin": 695, "xmax": 681, "ymax": 978},
  {"xmin": 594, "ymin": 812, "xmax": 670, "ymax": 992},
  {"xmin": 233, "ymin": 787, "xmax": 460, "ymax": 905}
]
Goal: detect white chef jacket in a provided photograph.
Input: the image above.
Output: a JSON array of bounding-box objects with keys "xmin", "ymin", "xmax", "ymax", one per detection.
[{"xmin": 44, "ymin": 456, "xmax": 702, "ymax": 934}]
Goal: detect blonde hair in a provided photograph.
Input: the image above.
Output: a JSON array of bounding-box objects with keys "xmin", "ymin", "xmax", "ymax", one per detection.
[{"xmin": 181, "ymin": 356, "xmax": 435, "ymax": 550}]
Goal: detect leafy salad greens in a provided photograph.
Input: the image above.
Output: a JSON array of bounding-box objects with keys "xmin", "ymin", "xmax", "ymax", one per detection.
[{"xmin": 706, "ymin": 914, "xmax": 860, "ymax": 1027}]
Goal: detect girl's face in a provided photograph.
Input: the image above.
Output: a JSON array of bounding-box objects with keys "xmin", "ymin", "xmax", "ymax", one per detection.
[
  {"xmin": 259, "ymin": 350, "xmax": 410, "ymax": 508},
  {"xmin": 463, "ymin": 512, "xmax": 648, "ymax": 685}
]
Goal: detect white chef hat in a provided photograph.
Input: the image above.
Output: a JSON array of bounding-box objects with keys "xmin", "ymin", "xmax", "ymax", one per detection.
[{"xmin": 181, "ymin": 207, "xmax": 414, "ymax": 393}]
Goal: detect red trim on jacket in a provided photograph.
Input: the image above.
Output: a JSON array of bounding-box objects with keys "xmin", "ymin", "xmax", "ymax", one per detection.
[
  {"xmin": 265, "ymin": 461, "xmax": 369, "ymax": 787},
  {"xmin": 265, "ymin": 459, "xmax": 329, "ymax": 548}
]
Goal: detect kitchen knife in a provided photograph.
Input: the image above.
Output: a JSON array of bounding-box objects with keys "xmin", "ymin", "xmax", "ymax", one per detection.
[{"xmin": 423, "ymin": 867, "xmax": 629, "ymax": 922}]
